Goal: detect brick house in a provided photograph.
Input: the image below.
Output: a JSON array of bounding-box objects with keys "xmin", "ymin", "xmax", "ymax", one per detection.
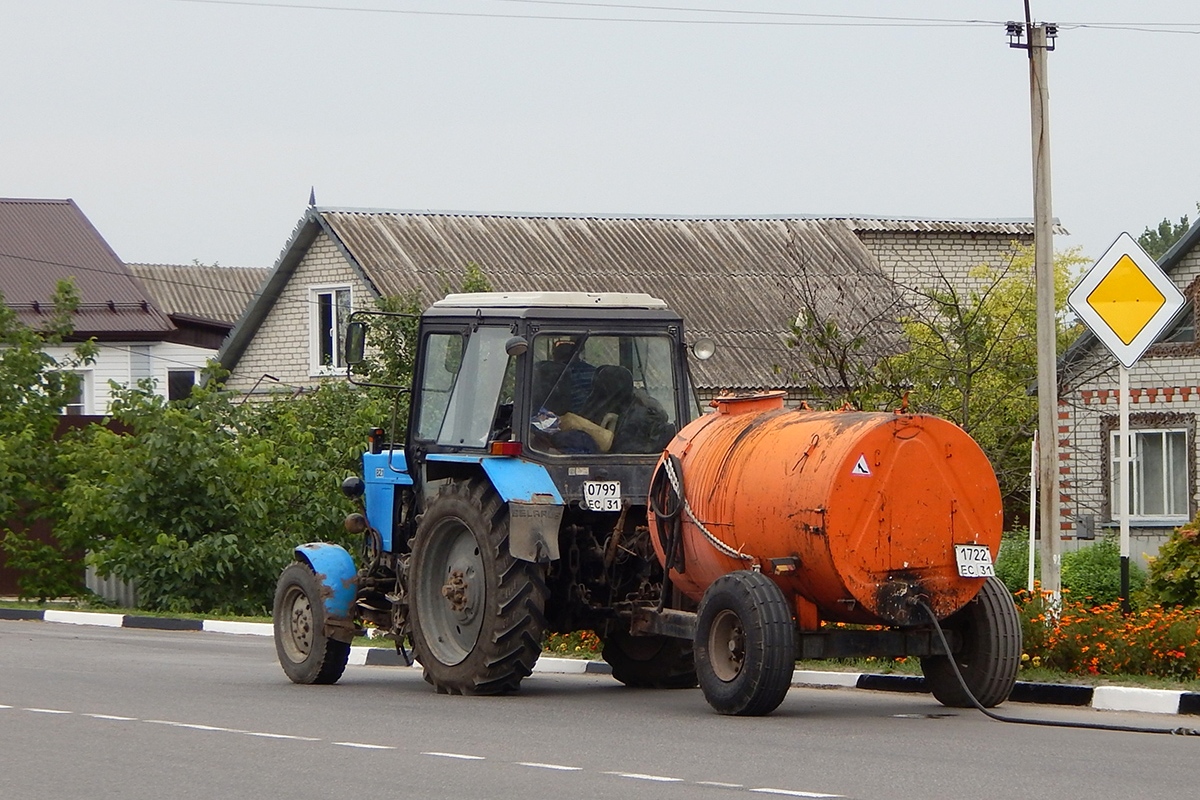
[
  {"xmin": 1059, "ymin": 222, "xmax": 1200, "ymax": 564},
  {"xmin": 218, "ymin": 207, "xmax": 1044, "ymax": 403}
]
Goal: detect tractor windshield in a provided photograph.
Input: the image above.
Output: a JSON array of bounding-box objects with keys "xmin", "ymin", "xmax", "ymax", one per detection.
[{"xmin": 528, "ymin": 333, "xmax": 679, "ymax": 456}]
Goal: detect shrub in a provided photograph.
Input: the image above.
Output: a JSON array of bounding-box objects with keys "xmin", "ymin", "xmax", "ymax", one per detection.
[
  {"xmin": 995, "ymin": 527, "xmax": 1038, "ymax": 595},
  {"xmin": 1144, "ymin": 514, "xmax": 1200, "ymax": 608},
  {"xmin": 58, "ymin": 372, "xmax": 386, "ymax": 615},
  {"xmin": 1060, "ymin": 535, "xmax": 1146, "ymax": 606}
]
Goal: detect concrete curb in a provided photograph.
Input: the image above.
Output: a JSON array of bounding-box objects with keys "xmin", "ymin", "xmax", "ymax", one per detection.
[
  {"xmin": 3, "ymin": 608, "xmax": 1195, "ymax": 715},
  {"xmin": 792, "ymin": 668, "xmax": 1198, "ymax": 716}
]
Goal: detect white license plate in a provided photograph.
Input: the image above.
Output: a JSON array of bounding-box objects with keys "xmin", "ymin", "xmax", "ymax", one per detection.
[
  {"xmin": 955, "ymin": 544, "xmax": 995, "ymax": 578},
  {"xmin": 583, "ymin": 480, "xmax": 621, "ymax": 512}
]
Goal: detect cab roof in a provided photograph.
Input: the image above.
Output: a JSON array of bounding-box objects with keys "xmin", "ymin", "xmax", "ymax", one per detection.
[{"xmin": 423, "ymin": 291, "xmax": 682, "ymax": 324}]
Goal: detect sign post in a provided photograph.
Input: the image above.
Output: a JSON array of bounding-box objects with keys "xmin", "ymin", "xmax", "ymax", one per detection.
[{"xmin": 1067, "ymin": 232, "xmax": 1186, "ymax": 610}]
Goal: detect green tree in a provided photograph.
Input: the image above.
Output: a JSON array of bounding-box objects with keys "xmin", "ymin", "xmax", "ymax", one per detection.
[
  {"xmin": 0, "ymin": 280, "xmax": 97, "ymax": 601},
  {"xmin": 786, "ymin": 245, "xmax": 1087, "ymax": 523},
  {"xmin": 58, "ymin": 370, "xmax": 385, "ymax": 614},
  {"xmin": 1137, "ymin": 208, "xmax": 1195, "ymax": 260}
]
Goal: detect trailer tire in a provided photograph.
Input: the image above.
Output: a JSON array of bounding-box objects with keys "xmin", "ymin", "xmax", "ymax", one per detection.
[
  {"xmin": 921, "ymin": 576, "xmax": 1021, "ymax": 708},
  {"xmin": 273, "ymin": 562, "xmax": 351, "ymax": 685},
  {"xmin": 410, "ymin": 478, "xmax": 548, "ymax": 695},
  {"xmin": 602, "ymin": 630, "xmax": 697, "ymax": 689},
  {"xmin": 695, "ymin": 571, "xmax": 795, "ymax": 716}
]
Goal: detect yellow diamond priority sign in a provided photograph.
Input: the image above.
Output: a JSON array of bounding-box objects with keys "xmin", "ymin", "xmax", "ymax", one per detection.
[{"xmin": 1068, "ymin": 232, "xmax": 1186, "ymax": 368}]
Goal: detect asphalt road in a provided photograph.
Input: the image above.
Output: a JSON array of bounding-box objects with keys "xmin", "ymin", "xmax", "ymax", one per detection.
[{"xmin": 1, "ymin": 620, "xmax": 1196, "ymax": 800}]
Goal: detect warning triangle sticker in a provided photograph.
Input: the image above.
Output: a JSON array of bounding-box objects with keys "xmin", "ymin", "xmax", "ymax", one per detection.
[{"xmin": 851, "ymin": 455, "xmax": 871, "ymax": 476}]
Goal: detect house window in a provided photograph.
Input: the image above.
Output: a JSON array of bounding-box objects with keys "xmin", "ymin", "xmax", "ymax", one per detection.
[
  {"xmin": 168, "ymin": 370, "xmax": 196, "ymax": 401},
  {"xmin": 61, "ymin": 371, "xmax": 92, "ymax": 415},
  {"xmin": 1110, "ymin": 429, "xmax": 1190, "ymax": 521},
  {"xmin": 310, "ymin": 286, "xmax": 352, "ymax": 374}
]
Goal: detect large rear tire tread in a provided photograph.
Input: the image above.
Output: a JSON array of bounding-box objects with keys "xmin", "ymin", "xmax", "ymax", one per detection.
[
  {"xmin": 602, "ymin": 629, "xmax": 698, "ymax": 690},
  {"xmin": 410, "ymin": 478, "xmax": 548, "ymax": 696},
  {"xmin": 921, "ymin": 576, "xmax": 1021, "ymax": 708},
  {"xmin": 695, "ymin": 570, "xmax": 795, "ymax": 716},
  {"xmin": 273, "ymin": 562, "xmax": 352, "ymax": 686}
]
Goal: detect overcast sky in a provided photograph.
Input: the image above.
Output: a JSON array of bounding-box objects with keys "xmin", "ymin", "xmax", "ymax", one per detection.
[{"xmin": 5, "ymin": 1, "xmax": 1199, "ymax": 270}]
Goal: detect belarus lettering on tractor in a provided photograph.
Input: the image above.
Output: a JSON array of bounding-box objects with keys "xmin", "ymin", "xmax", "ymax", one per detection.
[{"xmin": 273, "ymin": 291, "xmax": 1021, "ymax": 716}]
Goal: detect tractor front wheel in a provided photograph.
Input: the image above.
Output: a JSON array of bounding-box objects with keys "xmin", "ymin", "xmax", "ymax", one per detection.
[
  {"xmin": 273, "ymin": 562, "xmax": 351, "ymax": 685},
  {"xmin": 409, "ymin": 478, "xmax": 549, "ymax": 695}
]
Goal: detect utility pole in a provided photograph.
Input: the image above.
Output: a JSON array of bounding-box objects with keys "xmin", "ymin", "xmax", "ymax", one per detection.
[{"xmin": 1009, "ymin": 6, "xmax": 1061, "ymax": 597}]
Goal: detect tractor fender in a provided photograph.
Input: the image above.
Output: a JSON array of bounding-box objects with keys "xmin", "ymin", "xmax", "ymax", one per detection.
[
  {"xmin": 426, "ymin": 454, "xmax": 565, "ymax": 563},
  {"xmin": 293, "ymin": 543, "xmax": 357, "ymax": 628}
]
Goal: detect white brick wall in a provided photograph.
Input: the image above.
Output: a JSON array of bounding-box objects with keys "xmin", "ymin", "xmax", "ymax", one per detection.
[
  {"xmin": 857, "ymin": 231, "xmax": 1034, "ymax": 303},
  {"xmin": 225, "ymin": 235, "xmax": 379, "ymax": 395}
]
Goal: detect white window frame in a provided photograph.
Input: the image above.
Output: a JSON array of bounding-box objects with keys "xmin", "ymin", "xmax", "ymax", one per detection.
[
  {"xmin": 61, "ymin": 370, "xmax": 94, "ymax": 416},
  {"xmin": 309, "ymin": 284, "xmax": 353, "ymax": 376},
  {"xmin": 1109, "ymin": 428, "xmax": 1190, "ymax": 525}
]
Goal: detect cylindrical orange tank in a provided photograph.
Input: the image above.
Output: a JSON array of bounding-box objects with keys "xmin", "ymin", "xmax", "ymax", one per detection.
[{"xmin": 648, "ymin": 393, "xmax": 1003, "ymax": 627}]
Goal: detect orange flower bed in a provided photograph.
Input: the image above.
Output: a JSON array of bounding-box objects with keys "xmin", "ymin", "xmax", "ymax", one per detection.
[
  {"xmin": 1016, "ymin": 588, "xmax": 1200, "ymax": 680},
  {"xmin": 544, "ymin": 629, "xmax": 603, "ymax": 657}
]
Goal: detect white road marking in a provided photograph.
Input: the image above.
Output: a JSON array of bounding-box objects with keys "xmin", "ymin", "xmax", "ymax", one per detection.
[
  {"xmin": 333, "ymin": 742, "xmax": 396, "ymax": 750},
  {"xmin": 605, "ymin": 772, "xmax": 683, "ymax": 782},
  {"xmin": 85, "ymin": 713, "xmax": 137, "ymax": 721},
  {"xmin": 238, "ymin": 731, "xmax": 322, "ymax": 741},
  {"xmin": 751, "ymin": 788, "xmax": 843, "ymax": 798},
  {"xmin": 4, "ymin": 698, "xmax": 842, "ymax": 798},
  {"xmin": 422, "ymin": 751, "xmax": 486, "ymax": 760}
]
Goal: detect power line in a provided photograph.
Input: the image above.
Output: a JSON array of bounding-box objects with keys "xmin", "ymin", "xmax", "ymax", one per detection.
[
  {"xmin": 171, "ymin": 0, "xmax": 997, "ymax": 28},
  {"xmin": 169, "ymin": 0, "xmax": 1200, "ymax": 34}
]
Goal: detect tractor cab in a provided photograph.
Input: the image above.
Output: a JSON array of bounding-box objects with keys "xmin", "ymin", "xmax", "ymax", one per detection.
[{"xmin": 404, "ymin": 292, "xmax": 701, "ymax": 510}]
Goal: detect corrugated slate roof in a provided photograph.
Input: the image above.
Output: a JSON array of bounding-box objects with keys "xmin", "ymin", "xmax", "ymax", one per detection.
[
  {"xmin": 0, "ymin": 198, "xmax": 173, "ymax": 338},
  {"xmin": 127, "ymin": 263, "xmax": 270, "ymax": 327},
  {"xmin": 220, "ymin": 209, "xmax": 913, "ymax": 390},
  {"xmin": 321, "ymin": 211, "xmax": 907, "ymax": 389}
]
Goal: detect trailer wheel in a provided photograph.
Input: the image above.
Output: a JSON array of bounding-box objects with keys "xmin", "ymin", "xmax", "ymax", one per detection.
[
  {"xmin": 410, "ymin": 478, "xmax": 548, "ymax": 695},
  {"xmin": 695, "ymin": 571, "xmax": 795, "ymax": 716},
  {"xmin": 921, "ymin": 576, "xmax": 1021, "ymax": 708},
  {"xmin": 273, "ymin": 562, "xmax": 351, "ymax": 685},
  {"xmin": 602, "ymin": 630, "xmax": 697, "ymax": 689}
]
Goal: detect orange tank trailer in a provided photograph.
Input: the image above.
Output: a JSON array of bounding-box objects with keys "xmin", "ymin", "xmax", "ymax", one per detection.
[{"xmin": 649, "ymin": 392, "xmax": 1003, "ymax": 629}]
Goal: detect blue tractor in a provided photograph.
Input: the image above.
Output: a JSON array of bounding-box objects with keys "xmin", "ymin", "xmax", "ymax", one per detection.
[{"xmin": 272, "ymin": 291, "xmax": 710, "ymax": 695}]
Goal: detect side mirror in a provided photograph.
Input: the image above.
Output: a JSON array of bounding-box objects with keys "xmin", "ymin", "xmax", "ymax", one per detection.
[{"xmin": 344, "ymin": 321, "xmax": 367, "ymax": 365}]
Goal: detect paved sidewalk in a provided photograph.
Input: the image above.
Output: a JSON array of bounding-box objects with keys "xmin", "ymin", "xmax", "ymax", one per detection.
[{"xmin": 4, "ymin": 607, "xmax": 1197, "ymax": 717}]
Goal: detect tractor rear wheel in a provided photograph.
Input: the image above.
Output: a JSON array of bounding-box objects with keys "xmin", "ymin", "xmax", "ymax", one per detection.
[
  {"xmin": 273, "ymin": 562, "xmax": 351, "ymax": 685},
  {"xmin": 921, "ymin": 576, "xmax": 1021, "ymax": 708},
  {"xmin": 602, "ymin": 629, "xmax": 697, "ymax": 689},
  {"xmin": 409, "ymin": 478, "xmax": 549, "ymax": 695},
  {"xmin": 694, "ymin": 571, "xmax": 795, "ymax": 716}
]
